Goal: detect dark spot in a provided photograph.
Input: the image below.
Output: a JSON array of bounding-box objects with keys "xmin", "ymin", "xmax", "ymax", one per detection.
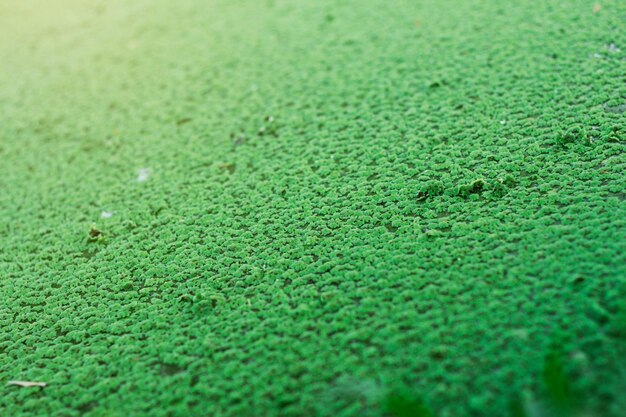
[
  {"xmin": 557, "ymin": 125, "xmax": 588, "ymax": 145},
  {"xmin": 179, "ymin": 294, "xmax": 193, "ymax": 303},
  {"xmin": 258, "ymin": 120, "xmax": 278, "ymax": 137},
  {"xmin": 160, "ymin": 363, "xmax": 185, "ymax": 376},
  {"xmin": 603, "ymin": 104, "xmax": 626, "ymax": 114},
  {"xmin": 383, "ymin": 392, "xmax": 433, "ymax": 417},
  {"xmin": 233, "ymin": 135, "xmax": 247, "ymax": 147},
  {"xmin": 218, "ymin": 163, "xmax": 236, "ymax": 174},
  {"xmin": 456, "ymin": 178, "xmax": 485, "ymax": 197},
  {"xmin": 78, "ymin": 402, "xmax": 96, "ymax": 413},
  {"xmin": 176, "ymin": 118, "xmax": 192, "ymax": 126},
  {"xmin": 543, "ymin": 349, "xmax": 577, "ymax": 411},
  {"xmin": 417, "ymin": 180, "xmax": 444, "ymax": 200},
  {"xmin": 385, "ymin": 224, "xmax": 398, "ymax": 233}
]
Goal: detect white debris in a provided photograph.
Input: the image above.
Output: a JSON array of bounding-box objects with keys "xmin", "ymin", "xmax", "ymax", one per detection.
[
  {"xmin": 136, "ymin": 168, "xmax": 151, "ymax": 183},
  {"xmin": 101, "ymin": 211, "xmax": 113, "ymax": 219},
  {"xmin": 500, "ymin": 120, "xmax": 506, "ymax": 125},
  {"xmin": 8, "ymin": 381, "xmax": 47, "ymax": 388},
  {"xmin": 608, "ymin": 43, "xmax": 621, "ymax": 53}
]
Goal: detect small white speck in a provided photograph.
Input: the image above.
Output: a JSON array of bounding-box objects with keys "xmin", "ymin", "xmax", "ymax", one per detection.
[
  {"xmin": 592, "ymin": 53, "xmax": 603, "ymax": 59},
  {"xmin": 500, "ymin": 120, "xmax": 506, "ymax": 125},
  {"xmin": 101, "ymin": 211, "xmax": 113, "ymax": 219},
  {"xmin": 608, "ymin": 43, "xmax": 621, "ymax": 52},
  {"xmin": 136, "ymin": 168, "xmax": 151, "ymax": 182}
]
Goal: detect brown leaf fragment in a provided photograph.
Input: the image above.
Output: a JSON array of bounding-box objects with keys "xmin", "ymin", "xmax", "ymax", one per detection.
[{"xmin": 88, "ymin": 225, "xmax": 103, "ymax": 241}]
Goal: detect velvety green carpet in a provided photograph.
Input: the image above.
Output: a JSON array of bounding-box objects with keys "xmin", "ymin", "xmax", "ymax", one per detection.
[{"xmin": 1, "ymin": 1, "xmax": 625, "ymax": 416}]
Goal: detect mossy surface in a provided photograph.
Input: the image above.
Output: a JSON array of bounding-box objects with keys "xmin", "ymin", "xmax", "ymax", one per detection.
[{"xmin": 0, "ymin": 1, "xmax": 625, "ymax": 416}]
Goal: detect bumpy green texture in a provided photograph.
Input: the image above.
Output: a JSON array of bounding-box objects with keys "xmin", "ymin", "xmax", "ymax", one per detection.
[{"xmin": 1, "ymin": 0, "xmax": 625, "ymax": 416}]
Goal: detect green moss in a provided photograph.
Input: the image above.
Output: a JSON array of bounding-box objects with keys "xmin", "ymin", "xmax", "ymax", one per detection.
[{"xmin": 1, "ymin": 0, "xmax": 625, "ymax": 416}]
